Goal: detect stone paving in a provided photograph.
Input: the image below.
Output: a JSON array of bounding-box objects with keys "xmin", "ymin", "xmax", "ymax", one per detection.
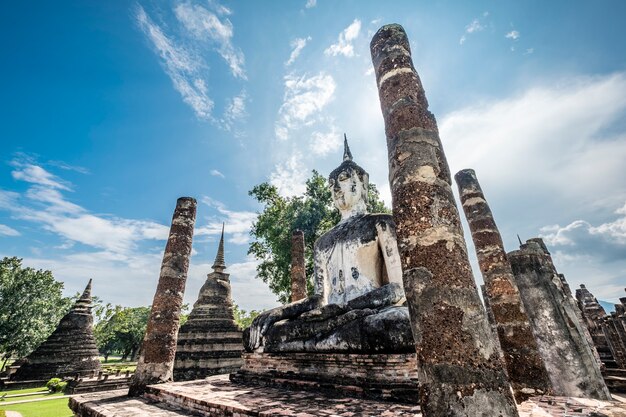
[{"xmin": 69, "ymin": 375, "xmax": 626, "ymax": 417}]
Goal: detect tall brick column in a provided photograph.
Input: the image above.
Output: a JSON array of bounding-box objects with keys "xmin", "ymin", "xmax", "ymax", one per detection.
[
  {"xmin": 128, "ymin": 197, "xmax": 197, "ymax": 396},
  {"xmin": 455, "ymin": 169, "xmax": 551, "ymax": 401},
  {"xmin": 370, "ymin": 24, "xmax": 518, "ymax": 416},
  {"xmin": 290, "ymin": 230, "xmax": 307, "ymax": 302}
]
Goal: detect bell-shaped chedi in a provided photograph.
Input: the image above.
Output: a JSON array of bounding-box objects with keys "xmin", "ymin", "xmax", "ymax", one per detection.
[
  {"xmin": 174, "ymin": 224, "xmax": 243, "ymax": 381},
  {"xmin": 12, "ymin": 279, "xmax": 101, "ymax": 381}
]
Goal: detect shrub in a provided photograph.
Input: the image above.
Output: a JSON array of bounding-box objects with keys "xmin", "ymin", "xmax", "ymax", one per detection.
[{"xmin": 45, "ymin": 377, "xmax": 67, "ymax": 393}]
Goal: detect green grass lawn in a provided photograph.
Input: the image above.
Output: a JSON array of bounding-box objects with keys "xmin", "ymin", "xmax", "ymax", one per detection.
[
  {"xmin": 0, "ymin": 387, "xmax": 47, "ymax": 396},
  {"xmin": 0, "ymin": 397, "xmax": 72, "ymax": 417},
  {"xmin": 1, "ymin": 391, "xmax": 63, "ymax": 402}
]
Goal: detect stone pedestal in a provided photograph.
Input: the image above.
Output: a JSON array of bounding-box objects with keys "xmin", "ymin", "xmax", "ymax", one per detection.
[
  {"xmin": 371, "ymin": 23, "xmax": 518, "ymax": 416},
  {"xmin": 232, "ymin": 352, "xmax": 419, "ymax": 403},
  {"xmin": 455, "ymin": 169, "xmax": 551, "ymax": 401},
  {"xmin": 508, "ymin": 238, "xmax": 611, "ymax": 400},
  {"xmin": 129, "ymin": 197, "xmax": 196, "ymax": 396},
  {"xmin": 174, "ymin": 226, "xmax": 243, "ymax": 381},
  {"xmin": 290, "ymin": 230, "xmax": 307, "ymax": 302},
  {"xmin": 11, "ymin": 280, "xmax": 101, "ymax": 381}
]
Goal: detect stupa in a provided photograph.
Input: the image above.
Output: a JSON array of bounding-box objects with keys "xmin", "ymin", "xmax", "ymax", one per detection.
[
  {"xmin": 173, "ymin": 225, "xmax": 243, "ymax": 381},
  {"xmin": 11, "ymin": 279, "xmax": 101, "ymax": 381}
]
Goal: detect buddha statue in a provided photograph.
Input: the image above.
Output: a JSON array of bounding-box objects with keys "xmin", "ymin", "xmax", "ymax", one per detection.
[{"xmin": 245, "ymin": 136, "xmax": 413, "ymax": 354}]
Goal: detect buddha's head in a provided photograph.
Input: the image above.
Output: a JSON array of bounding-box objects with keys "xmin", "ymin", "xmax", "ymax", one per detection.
[{"xmin": 328, "ymin": 135, "xmax": 369, "ymax": 218}]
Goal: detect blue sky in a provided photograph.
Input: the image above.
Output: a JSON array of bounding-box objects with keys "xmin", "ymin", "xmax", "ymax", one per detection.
[{"xmin": 1, "ymin": 1, "xmax": 625, "ymax": 312}]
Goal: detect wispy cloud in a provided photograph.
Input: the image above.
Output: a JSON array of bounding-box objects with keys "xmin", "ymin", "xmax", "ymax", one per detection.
[
  {"xmin": 0, "ymin": 224, "xmax": 20, "ymax": 236},
  {"xmin": 286, "ymin": 36, "xmax": 311, "ymax": 66},
  {"xmin": 11, "ymin": 161, "xmax": 71, "ymax": 191},
  {"xmin": 135, "ymin": 4, "xmax": 214, "ymax": 120},
  {"xmin": 197, "ymin": 196, "xmax": 256, "ymax": 244},
  {"xmin": 269, "ymin": 152, "xmax": 308, "ymax": 197},
  {"xmin": 210, "ymin": 169, "xmax": 225, "ymax": 178},
  {"xmin": 459, "ymin": 14, "xmax": 488, "ymax": 45},
  {"xmin": 174, "ymin": 2, "xmax": 247, "ymax": 80},
  {"xmin": 220, "ymin": 89, "xmax": 247, "ymax": 131},
  {"xmin": 274, "ymin": 72, "xmax": 336, "ymax": 141},
  {"xmin": 305, "ymin": 0, "xmax": 317, "ymax": 9},
  {"xmin": 310, "ymin": 126, "xmax": 342, "ymax": 156},
  {"xmin": 324, "ymin": 19, "xmax": 361, "ymax": 57},
  {"xmin": 506, "ymin": 30, "xmax": 520, "ymax": 40}
]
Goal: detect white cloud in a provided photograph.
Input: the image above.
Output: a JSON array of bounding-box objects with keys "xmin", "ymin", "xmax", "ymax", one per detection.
[
  {"xmin": 305, "ymin": 0, "xmax": 317, "ymax": 9},
  {"xmin": 220, "ymin": 90, "xmax": 247, "ymax": 130},
  {"xmin": 269, "ymin": 152, "xmax": 308, "ymax": 197},
  {"xmin": 524, "ymin": 48, "xmax": 534, "ymax": 55},
  {"xmin": 11, "ymin": 163, "xmax": 71, "ymax": 191},
  {"xmin": 197, "ymin": 197, "xmax": 257, "ymax": 245},
  {"xmin": 286, "ymin": 36, "xmax": 311, "ymax": 66},
  {"xmin": 274, "ymin": 72, "xmax": 336, "ymax": 140},
  {"xmin": 0, "ymin": 224, "xmax": 20, "ymax": 236},
  {"xmin": 310, "ymin": 127, "xmax": 342, "ymax": 156},
  {"xmin": 136, "ymin": 5, "xmax": 214, "ymax": 120},
  {"xmin": 324, "ymin": 19, "xmax": 361, "ymax": 57},
  {"xmin": 210, "ymin": 169, "xmax": 225, "ymax": 178},
  {"xmin": 506, "ymin": 30, "xmax": 520, "ymax": 40},
  {"xmin": 459, "ymin": 16, "xmax": 487, "ymax": 45},
  {"xmin": 174, "ymin": 2, "xmax": 246, "ymax": 80}
]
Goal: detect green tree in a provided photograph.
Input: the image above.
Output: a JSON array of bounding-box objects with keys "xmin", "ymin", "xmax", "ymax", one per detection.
[
  {"xmin": 248, "ymin": 170, "xmax": 388, "ymax": 303},
  {"xmin": 0, "ymin": 257, "xmax": 72, "ymax": 372},
  {"xmin": 232, "ymin": 304, "xmax": 260, "ymax": 330},
  {"xmin": 94, "ymin": 306, "xmax": 150, "ymax": 361}
]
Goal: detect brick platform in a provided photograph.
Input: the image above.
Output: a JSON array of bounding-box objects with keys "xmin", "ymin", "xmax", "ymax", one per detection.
[
  {"xmin": 231, "ymin": 352, "xmax": 419, "ymax": 403},
  {"xmin": 69, "ymin": 375, "xmax": 626, "ymax": 417}
]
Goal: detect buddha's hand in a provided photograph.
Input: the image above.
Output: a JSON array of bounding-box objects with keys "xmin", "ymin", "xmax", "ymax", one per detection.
[{"xmin": 243, "ymin": 294, "xmax": 323, "ymax": 352}]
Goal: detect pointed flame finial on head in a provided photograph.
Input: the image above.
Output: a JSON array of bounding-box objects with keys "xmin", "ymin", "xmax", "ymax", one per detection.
[
  {"xmin": 343, "ymin": 133, "xmax": 353, "ymax": 162},
  {"xmin": 212, "ymin": 223, "xmax": 226, "ymax": 272}
]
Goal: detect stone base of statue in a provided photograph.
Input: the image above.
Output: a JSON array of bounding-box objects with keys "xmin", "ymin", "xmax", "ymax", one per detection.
[{"xmin": 231, "ymin": 352, "xmax": 419, "ymax": 403}]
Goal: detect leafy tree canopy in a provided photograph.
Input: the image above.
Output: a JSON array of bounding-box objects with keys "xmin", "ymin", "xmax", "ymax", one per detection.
[
  {"xmin": 248, "ymin": 170, "xmax": 388, "ymax": 304},
  {"xmin": 233, "ymin": 304, "xmax": 261, "ymax": 330},
  {"xmin": 94, "ymin": 305, "xmax": 151, "ymax": 362},
  {"xmin": 0, "ymin": 257, "xmax": 72, "ymax": 370}
]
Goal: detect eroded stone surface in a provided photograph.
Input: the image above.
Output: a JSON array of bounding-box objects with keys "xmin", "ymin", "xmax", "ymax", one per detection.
[
  {"xmin": 508, "ymin": 238, "xmax": 611, "ymax": 400},
  {"xmin": 291, "ymin": 230, "xmax": 307, "ymax": 302},
  {"xmin": 576, "ymin": 284, "xmax": 617, "ymax": 368},
  {"xmin": 129, "ymin": 197, "xmax": 197, "ymax": 396},
  {"xmin": 174, "ymin": 226, "xmax": 243, "ymax": 381},
  {"xmin": 371, "ymin": 23, "xmax": 518, "ymax": 416},
  {"xmin": 455, "ymin": 169, "xmax": 551, "ymax": 401},
  {"xmin": 11, "ymin": 280, "xmax": 101, "ymax": 381}
]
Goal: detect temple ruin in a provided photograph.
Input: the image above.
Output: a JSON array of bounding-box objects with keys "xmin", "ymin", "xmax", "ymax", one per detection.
[
  {"xmin": 173, "ymin": 225, "xmax": 244, "ymax": 381},
  {"xmin": 128, "ymin": 197, "xmax": 197, "ymax": 396},
  {"xmin": 508, "ymin": 238, "xmax": 611, "ymax": 400},
  {"xmin": 290, "ymin": 229, "xmax": 307, "ymax": 302},
  {"xmin": 455, "ymin": 169, "xmax": 551, "ymax": 401},
  {"xmin": 11, "ymin": 280, "xmax": 101, "ymax": 381}
]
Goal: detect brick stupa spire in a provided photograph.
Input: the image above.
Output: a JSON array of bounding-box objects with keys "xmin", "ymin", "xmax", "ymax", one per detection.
[
  {"xmin": 12, "ymin": 279, "xmax": 101, "ymax": 381},
  {"xmin": 174, "ymin": 225, "xmax": 243, "ymax": 381}
]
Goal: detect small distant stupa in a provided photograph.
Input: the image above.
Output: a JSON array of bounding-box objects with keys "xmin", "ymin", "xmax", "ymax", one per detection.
[
  {"xmin": 174, "ymin": 225, "xmax": 243, "ymax": 381},
  {"xmin": 12, "ymin": 279, "xmax": 101, "ymax": 381}
]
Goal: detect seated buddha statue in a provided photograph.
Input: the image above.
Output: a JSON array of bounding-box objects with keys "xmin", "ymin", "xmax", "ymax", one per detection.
[{"xmin": 244, "ymin": 136, "xmax": 413, "ymax": 354}]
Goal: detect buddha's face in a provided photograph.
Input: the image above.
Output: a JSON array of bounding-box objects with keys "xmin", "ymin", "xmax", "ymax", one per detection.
[{"xmin": 330, "ymin": 168, "xmax": 364, "ymax": 211}]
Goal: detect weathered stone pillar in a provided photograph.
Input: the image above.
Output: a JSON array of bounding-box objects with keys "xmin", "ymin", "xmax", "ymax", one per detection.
[
  {"xmin": 290, "ymin": 230, "xmax": 307, "ymax": 302},
  {"xmin": 455, "ymin": 169, "xmax": 551, "ymax": 401},
  {"xmin": 508, "ymin": 238, "xmax": 611, "ymax": 399},
  {"xmin": 371, "ymin": 24, "xmax": 518, "ymax": 416},
  {"xmin": 128, "ymin": 197, "xmax": 197, "ymax": 397},
  {"xmin": 576, "ymin": 284, "xmax": 615, "ymax": 367}
]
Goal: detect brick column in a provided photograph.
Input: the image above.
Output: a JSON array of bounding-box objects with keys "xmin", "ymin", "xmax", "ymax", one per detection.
[
  {"xmin": 128, "ymin": 197, "xmax": 197, "ymax": 396},
  {"xmin": 290, "ymin": 230, "xmax": 307, "ymax": 302},
  {"xmin": 370, "ymin": 24, "xmax": 518, "ymax": 416},
  {"xmin": 455, "ymin": 169, "xmax": 551, "ymax": 401}
]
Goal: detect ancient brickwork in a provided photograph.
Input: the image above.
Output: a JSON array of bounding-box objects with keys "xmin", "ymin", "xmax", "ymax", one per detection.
[
  {"xmin": 129, "ymin": 197, "xmax": 196, "ymax": 396},
  {"xmin": 233, "ymin": 352, "xmax": 418, "ymax": 403},
  {"xmin": 11, "ymin": 280, "xmax": 101, "ymax": 381},
  {"xmin": 290, "ymin": 229, "xmax": 307, "ymax": 302},
  {"xmin": 601, "ymin": 313, "xmax": 626, "ymax": 369},
  {"xmin": 371, "ymin": 24, "xmax": 518, "ymax": 416},
  {"xmin": 174, "ymin": 226, "xmax": 243, "ymax": 381},
  {"xmin": 576, "ymin": 284, "xmax": 616, "ymax": 368},
  {"xmin": 455, "ymin": 169, "xmax": 551, "ymax": 401},
  {"xmin": 508, "ymin": 238, "xmax": 611, "ymax": 400}
]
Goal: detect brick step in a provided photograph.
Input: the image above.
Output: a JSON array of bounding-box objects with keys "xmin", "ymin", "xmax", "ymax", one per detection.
[{"xmin": 69, "ymin": 389, "xmax": 190, "ymax": 417}]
